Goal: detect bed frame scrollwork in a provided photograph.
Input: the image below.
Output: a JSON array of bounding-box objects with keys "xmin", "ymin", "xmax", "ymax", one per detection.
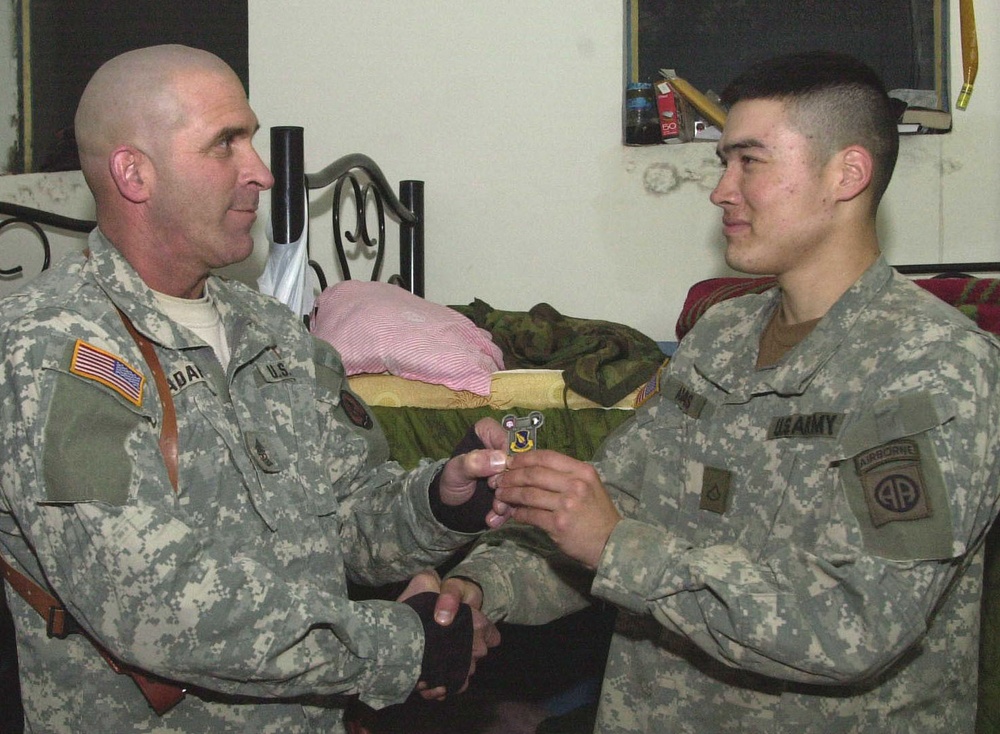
[
  {"xmin": 269, "ymin": 126, "xmax": 425, "ymax": 296},
  {"xmin": 0, "ymin": 202, "xmax": 94, "ymax": 280}
]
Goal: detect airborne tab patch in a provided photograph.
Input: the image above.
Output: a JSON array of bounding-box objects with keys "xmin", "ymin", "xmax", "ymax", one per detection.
[{"xmin": 69, "ymin": 339, "xmax": 145, "ymax": 406}]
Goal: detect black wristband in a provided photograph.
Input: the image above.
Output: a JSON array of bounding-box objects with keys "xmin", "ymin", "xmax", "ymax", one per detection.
[
  {"xmin": 428, "ymin": 427, "xmax": 493, "ymax": 533},
  {"xmin": 450, "ymin": 426, "xmax": 486, "ymax": 457},
  {"xmin": 402, "ymin": 591, "xmax": 474, "ymax": 692}
]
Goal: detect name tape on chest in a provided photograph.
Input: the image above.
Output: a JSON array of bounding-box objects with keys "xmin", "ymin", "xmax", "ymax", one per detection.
[
  {"xmin": 166, "ymin": 362, "xmax": 207, "ymax": 394},
  {"xmin": 256, "ymin": 359, "xmax": 292, "ymax": 383},
  {"xmin": 660, "ymin": 376, "xmax": 709, "ymax": 419}
]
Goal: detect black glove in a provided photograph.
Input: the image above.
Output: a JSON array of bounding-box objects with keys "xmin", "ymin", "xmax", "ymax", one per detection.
[
  {"xmin": 402, "ymin": 591, "xmax": 474, "ymax": 692},
  {"xmin": 428, "ymin": 426, "xmax": 494, "ymax": 533}
]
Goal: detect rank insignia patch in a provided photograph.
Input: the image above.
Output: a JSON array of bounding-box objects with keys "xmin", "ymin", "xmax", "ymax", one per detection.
[
  {"xmin": 855, "ymin": 439, "xmax": 932, "ymax": 527},
  {"xmin": 700, "ymin": 466, "xmax": 732, "ymax": 514},
  {"xmin": 69, "ymin": 339, "xmax": 145, "ymax": 406}
]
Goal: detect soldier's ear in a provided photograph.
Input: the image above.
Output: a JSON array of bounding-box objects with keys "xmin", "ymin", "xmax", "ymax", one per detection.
[
  {"xmin": 109, "ymin": 146, "xmax": 152, "ymax": 204},
  {"xmin": 832, "ymin": 145, "xmax": 873, "ymax": 202}
]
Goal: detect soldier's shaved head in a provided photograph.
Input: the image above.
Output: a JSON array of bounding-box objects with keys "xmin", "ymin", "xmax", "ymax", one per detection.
[
  {"xmin": 71, "ymin": 44, "xmax": 271, "ymax": 296},
  {"xmin": 75, "ymin": 45, "xmax": 241, "ymax": 194}
]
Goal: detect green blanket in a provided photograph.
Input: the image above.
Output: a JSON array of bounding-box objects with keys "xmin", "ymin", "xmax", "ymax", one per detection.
[
  {"xmin": 373, "ymin": 404, "xmax": 634, "ymax": 469},
  {"xmin": 451, "ymin": 299, "xmax": 664, "ymax": 407}
]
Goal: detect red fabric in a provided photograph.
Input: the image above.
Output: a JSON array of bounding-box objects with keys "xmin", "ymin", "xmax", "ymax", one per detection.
[
  {"xmin": 675, "ymin": 275, "xmax": 1000, "ymax": 340},
  {"xmin": 916, "ymin": 278, "xmax": 1000, "ymax": 335},
  {"xmin": 675, "ymin": 277, "xmax": 777, "ymax": 340}
]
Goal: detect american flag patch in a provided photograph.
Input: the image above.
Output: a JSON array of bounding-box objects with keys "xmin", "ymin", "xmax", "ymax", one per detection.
[
  {"xmin": 70, "ymin": 340, "xmax": 145, "ymax": 406},
  {"xmin": 634, "ymin": 363, "xmax": 665, "ymax": 408}
]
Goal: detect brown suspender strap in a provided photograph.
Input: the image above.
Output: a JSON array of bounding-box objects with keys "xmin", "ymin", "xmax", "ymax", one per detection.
[
  {"xmin": 0, "ymin": 555, "xmax": 185, "ymax": 714},
  {"xmin": 0, "ymin": 307, "xmax": 186, "ymax": 715},
  {"xmin": 116, "ymin": 307, "xmax": 179, "ymax": 493}
]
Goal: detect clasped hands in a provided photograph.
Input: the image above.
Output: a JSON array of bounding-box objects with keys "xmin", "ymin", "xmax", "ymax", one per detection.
[{"xmin": 409, "ymin": 418, "xmax": 621, "ymax": 698}]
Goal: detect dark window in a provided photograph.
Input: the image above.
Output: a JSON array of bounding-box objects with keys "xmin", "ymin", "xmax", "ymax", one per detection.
[
  {"xmin": 625, "ymin": 0, "xmax": 948, "ymax": 137},
  {"xmin": 19, "ymin": 0, "xmax": 248, "ymax": 173}
]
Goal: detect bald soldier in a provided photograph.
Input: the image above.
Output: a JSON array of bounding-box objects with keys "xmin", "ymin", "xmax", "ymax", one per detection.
[{"xmin": 0, "ymin": 44, "xmax": 507, "ymax": 733}]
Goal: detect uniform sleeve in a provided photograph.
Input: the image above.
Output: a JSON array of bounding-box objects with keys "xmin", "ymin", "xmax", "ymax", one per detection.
[
  {"xmin": 449, "ymin": 411, "xmax": 646, "ymax": 625},
  {"xmin": 449, "ymin": 523, "xmax": 596, "ymax": 624},
  {"xmin": 308, "ymin": 338, "xmax": 482, "ymax": 587},
  {"xmin": 40, "ymin": 505, "xmax": 424, "ymax": 707},
  {"xmin": 589, "ymin": 331, "xmax": 1000, "ymax": 686}
]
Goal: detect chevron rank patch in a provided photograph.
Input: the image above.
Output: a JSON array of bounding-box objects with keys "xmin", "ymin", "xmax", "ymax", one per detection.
[{"xmin": 69, "ymin": 339, "xmax": 145, "ymax": 406}]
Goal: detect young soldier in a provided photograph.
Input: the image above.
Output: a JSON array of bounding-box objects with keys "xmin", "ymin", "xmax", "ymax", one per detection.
[{"xmin": 439, "ymin": 52, "xmax": 1000, "ymax": 733}]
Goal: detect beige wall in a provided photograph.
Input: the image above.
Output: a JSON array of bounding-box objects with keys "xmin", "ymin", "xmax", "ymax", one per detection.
[
  {"xmin": 248, "ymin": 0, "xmax": 1000, "ymax": 341},
  {"xmin": 2, "ymin": 1, "xmax": 997, "ymax": 341}
]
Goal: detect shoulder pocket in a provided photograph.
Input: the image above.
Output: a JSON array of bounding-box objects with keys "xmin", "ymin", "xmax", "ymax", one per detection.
[
  {"xmin": 42, "ymin": 367, "xmax": 149, "ymax": 505},
  {"xmin": 836, "ymin": 392, "xmax": 956, "ymax": 561}
]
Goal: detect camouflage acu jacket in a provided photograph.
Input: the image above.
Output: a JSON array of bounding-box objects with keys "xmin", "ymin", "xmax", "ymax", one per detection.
[
  {"xmin": 0, "ymin": 230, "xmax": 473, "ymax": 733},
  {"xmin": 458, "ymin": 258, "xmax": 1000, "ymax": 733}
]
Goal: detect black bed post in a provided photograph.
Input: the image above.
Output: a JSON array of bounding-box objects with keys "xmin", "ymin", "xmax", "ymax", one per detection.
[
  {"xmin": 399, "ymin": 179, "xmax": 424, "ymax": 297},
  {"xmin": 270, "ymin": 126, "xmax": 305, "ymax": 245}
]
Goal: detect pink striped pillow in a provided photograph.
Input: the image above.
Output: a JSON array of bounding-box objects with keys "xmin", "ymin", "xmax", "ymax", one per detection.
[{"xmin": 309, "ymin": 280, "xmax": 504, "ymax": 396}]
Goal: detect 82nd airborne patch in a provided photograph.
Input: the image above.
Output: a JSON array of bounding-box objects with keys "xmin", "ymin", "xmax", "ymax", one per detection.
[{"xmin": 854, "ymin": 438, "xmax": 932, "ymax": 527}]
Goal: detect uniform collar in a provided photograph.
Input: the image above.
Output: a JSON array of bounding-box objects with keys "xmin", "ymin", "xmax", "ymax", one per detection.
[
  {"xmin": 88, "ymin": 229, "xmax": 277, "ymax": 363},
  {"xmin": 695, "ymin": 257, "xmax": 893, "ymax": 399}
]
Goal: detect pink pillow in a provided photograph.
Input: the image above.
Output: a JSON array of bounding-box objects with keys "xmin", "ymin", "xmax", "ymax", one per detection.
[{"xmin": 309, "ymin": 280, "xmax": 504, "ymax": 395}]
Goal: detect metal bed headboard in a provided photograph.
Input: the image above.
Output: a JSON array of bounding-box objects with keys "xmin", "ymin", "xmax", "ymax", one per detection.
[
  {"xmin": 0, "ymin": 202, "xmax": 95, "ymax": 279},
  {"xmin": 269, "ymin": 126, "xmax": 425, "ymax": 296}
]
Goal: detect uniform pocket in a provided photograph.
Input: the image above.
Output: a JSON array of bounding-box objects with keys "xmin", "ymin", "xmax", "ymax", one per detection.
[
  {"xmin": 42, "ymin": 366, "xmax": 150, "ymax": 505},
  {"xmin": 834, "ymin": 392, "xmax": 956, "ymax": 561}
]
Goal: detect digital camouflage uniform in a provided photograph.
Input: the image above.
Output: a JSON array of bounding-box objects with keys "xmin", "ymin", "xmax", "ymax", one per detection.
[
  {"xmin": 0, "ymin": 230, "xmax": 478, "ymax": 733},
  {"xmin": 457, "ymin": 258, "xmax": 1000, "ymax": 733}
]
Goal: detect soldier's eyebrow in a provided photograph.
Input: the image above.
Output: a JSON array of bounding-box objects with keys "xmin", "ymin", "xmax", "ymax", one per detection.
[
  {"xmin": 716, "ymin": 138, "xmax": 768, "ymax": 161},
  {"xmin": 208, "ymin": 122, "xmax": 260, "ymax": 149}
]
